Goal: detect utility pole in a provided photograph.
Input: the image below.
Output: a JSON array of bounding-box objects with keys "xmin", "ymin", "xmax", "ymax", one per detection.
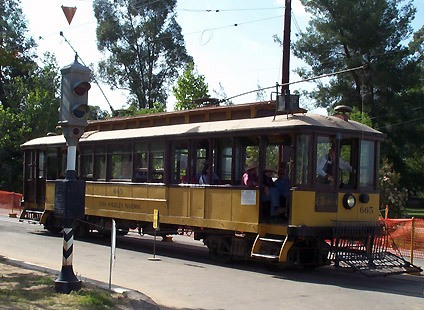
[{"xmin": 282, "ymin": 0, "xmax": 292, "ymax": 95}]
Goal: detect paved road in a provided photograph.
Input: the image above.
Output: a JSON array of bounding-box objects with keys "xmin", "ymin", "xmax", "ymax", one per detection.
[{"xmin": 0, "ymin": 213, "xmax": 423, "ymax": 310}]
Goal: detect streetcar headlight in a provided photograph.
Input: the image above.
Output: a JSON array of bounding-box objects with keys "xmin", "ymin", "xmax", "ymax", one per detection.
[{"xmin": 343, "ymin": 193, "xmax": 356, "ymax": 209}]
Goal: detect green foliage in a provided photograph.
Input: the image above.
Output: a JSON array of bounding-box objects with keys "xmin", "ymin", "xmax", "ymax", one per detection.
[
  {"xmin": 348, "ymin": 107, "xmax": 373, "ymax": 127},
  {"xmin": 88, "ymin": 105, "xmax": 110, "ymax": 120},
  {"xmin": 173, "ymin": 62, "xmax": 210, "ymax": 110},
  {"xmin": 293, "ymin": 0, "xmax": 424, "ymax": 195},
  {"xmin": 256, "ymin": 82, "xmax": 266, "ymax": 102},
  {"xmin": 117, "ymin": 101, "xmax": 166, "ymax": 117},
  {"xmin": 294, "ymin": 0, "xmax": 415, "ymax": 111},
  {"xmin": 93, "ymin": 0, "xmax": 192, "ymax": 110},
  {"xmin": 379, "ymin": 158, "xmax": 408, "ymax": 218},
  {"xmin": 0, "ymin": 1, "xmax": 60, "ymax": 192}
]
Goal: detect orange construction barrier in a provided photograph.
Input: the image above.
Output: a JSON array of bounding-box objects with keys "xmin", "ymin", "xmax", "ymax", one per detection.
[
  {"xmin": 0, "ymin": 191, "xmax": 22, "ymax": 211},
  {"xmin": 382, "ymin": 218, "xmax": 424, "ymax": 260}
]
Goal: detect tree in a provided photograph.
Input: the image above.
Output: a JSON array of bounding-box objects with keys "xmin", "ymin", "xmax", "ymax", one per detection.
[
  {"xmin": 379, "ymin": 159, "xmax": 408, "ymax": 218},
  {"xmin": 0, "ymin": 54, "xmax": 60, "ymax": 192},
  {"xmin": 173, "ymin": 62, "xmax": 210, "ymax": 110},
  {"xmin": 0, "ymin": 0, "xmax": 36, "ymax": 109},
  {"xmin": 93, "ymin": 0, "xmax": 193, "ymax": 110},
  {"xmin": 0, "ymin": 0, "xmax": 61, "ymax": 192},
  {"xmin": 292, "ymin": 0, "xmax": 424, "ymax": 195},
  {"xmin": 293, "ymin": 0, "xmax": 415, "ymax": 112},
  {"xmin": 88, "ymin": 105, "xmax": 110, "ymax": 120}
]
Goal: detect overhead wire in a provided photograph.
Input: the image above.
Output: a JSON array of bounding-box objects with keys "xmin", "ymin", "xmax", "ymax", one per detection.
[
  {"xmin": 221, "ymin": 65, "xmax": 366, "ymax": 103},
  {"xmin": 378, "ymin": 116, "xmax": 424, "ymax": 130},
  {"xmin": 178, "ymin": 6, "xmax": 284, "ymax": 13}
]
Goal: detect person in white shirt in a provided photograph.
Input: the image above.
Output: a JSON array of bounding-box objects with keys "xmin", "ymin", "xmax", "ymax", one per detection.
[{"xmin": 317, "ymin": 147, "xmax": 352, "ymax": 183}]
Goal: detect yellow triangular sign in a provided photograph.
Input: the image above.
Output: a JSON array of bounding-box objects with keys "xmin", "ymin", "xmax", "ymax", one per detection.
[{"xmin": 61, "ymin": 6, "xmax": 77, "ymax": 25}]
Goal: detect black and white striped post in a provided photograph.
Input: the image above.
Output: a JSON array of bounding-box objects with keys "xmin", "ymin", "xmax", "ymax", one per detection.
[{"xmin": 55, "ymin": 219, "xmax": 81, "ymax": 293}]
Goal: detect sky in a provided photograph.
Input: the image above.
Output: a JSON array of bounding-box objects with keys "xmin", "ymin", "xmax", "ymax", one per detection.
[{"xmin": 19, "ymin": 0, "xmax": 424, "ymax": 115}]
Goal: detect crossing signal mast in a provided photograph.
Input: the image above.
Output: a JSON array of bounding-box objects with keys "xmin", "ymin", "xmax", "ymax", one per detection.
[{"xmin": 54, "ymin": 55, "xmax": 91, "ymax": 294}]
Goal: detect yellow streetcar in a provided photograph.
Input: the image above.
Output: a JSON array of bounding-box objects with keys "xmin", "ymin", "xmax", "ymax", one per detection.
[{"xmin": 20, "ymin": 102, "xmax": 418, "ymax": 274}]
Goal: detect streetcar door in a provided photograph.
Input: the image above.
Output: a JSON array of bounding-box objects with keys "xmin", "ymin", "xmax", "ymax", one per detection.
[
  {"xmin": 36, "ymin": 150, "xmax": 46, "ymax": 205},
  {"xmin": 24, "ymin": 150, "xmax": 36, "ymax": 204}
]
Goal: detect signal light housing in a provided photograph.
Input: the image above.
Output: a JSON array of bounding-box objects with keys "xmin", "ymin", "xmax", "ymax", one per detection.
[{"xmin": 59, "ymin": 59, "xmax": 91, "ymax": 145}]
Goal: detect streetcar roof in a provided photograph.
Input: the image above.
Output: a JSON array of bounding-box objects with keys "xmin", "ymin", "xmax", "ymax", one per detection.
[{"xmin": 21, "ymin": 113, "xmax": 383, "ymax": 148}]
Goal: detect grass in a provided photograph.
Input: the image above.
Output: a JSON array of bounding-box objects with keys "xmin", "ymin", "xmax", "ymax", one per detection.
[{"xmin": 0, "ymin": 266, "xmax": 132, "ymax": 310}]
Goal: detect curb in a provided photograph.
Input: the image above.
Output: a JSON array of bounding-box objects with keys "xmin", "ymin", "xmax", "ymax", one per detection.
[{"xmin": 1, "ymin": 256, "xmax": 161, "ymax": 310}]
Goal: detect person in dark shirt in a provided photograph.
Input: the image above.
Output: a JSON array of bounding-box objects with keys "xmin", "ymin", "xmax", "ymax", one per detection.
[
  {"xmin": 242, "ymin": 161, "xmax": 259, "ymax": 187},
  {"xmin": 262, "ymin": 166, "xmax": 284, "ymax": 216}
]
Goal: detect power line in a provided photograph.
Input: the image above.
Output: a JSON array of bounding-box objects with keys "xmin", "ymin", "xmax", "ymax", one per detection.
[
  {"xmin": 221, "ymin": 65, "xmax": 366, "ymax": 103},
  {"xmin": 370, "ymin": 105, "xmax": 424, "ymax": 120},
  {"xmin": 178, "ymin": 6, "xmax": 284, "ymax": 13},
  {"xmin": 378, "ymin": 116, "xmax": 424, "ymax": 130}
]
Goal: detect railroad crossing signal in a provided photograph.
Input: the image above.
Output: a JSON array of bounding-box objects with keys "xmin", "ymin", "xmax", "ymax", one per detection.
[{"xmin": 59, "ymin": 56, "xmax": 91, "ymax": 146}]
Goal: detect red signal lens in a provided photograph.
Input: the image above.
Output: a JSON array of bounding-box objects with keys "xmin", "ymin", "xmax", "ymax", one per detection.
[
  {"xmin": 74, "ymin": 86, "xmax": 86, "ymax": 96},
  {"xmin": 73, "ymin": 81, "xmax": 91, "ymax": 96}
]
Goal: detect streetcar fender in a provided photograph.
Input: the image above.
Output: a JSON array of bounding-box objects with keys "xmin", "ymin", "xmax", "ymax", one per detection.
[{"xmin": 278, "ymin": 236, "xmax": 294, "ymax": 263}]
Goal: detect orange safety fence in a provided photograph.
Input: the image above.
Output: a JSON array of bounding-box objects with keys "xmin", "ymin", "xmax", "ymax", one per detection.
[
  {"xmin": 382, "ymin": 218, "xmax": 424, "ymax": 260},
  {"xmin": 0, "ymin": 191, "xmax": 22, "ymax": 211}
]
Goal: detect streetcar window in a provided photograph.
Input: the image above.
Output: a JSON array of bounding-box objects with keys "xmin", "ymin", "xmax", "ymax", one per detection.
[
  {"xmin": 295, "ymin": 135, "xmax": 311, "ymax": 185},
  {"xmin": 266, "ymin": 144, "xmax": 279, "ymax": 171},
  {"xmin": 150, "ymin": 142, "xmax": 164, "ymax": 183},
  {"xmin": 38, "ymin": 151, "xmax": 46, "ymax": 179},
  {"xmin": 80, "ymin": 146, "xmax": 93, "ymax": 180},
  {"xmin": 47, "ymin": 149, "xmax": 58, "ymax": 180},
  {"xmin": 360, "ymin": 140, "xmax": 375, "ymax": 188},
  {"xmin": 109, "ymin": 144, "xmax": 132, "ymax": 180},
  {"xmin": 134, "ymin": 144, "xmax": 148, "ymax": 183},
  {"xmin": 315, "ymin": 136, "xmax": 334, "ymax": 185},
  {"xmin": 339, "ymin": 138, "xmax": 358, "ymax": 189},
  {"xmin": 218, "ymin": 140, "xmax": 232, "ymax": 182},
  {"xmin": 134, "ymin": 142, "xmax": 164, "ymax": 183},
  {"xmin": 193, "ymin": 140, "xmax": 208, "ymax": 183},
  {"xmin": 60, "ymin": 149, "xmax": 67, "ymax": 179},
  {"xmin": 94, "ymin": 145, "xmax": 106, "ymax": 180},
  {"xmin": 25, "ymin": 151, "xmax": 35, "ymax": 179},
  {"xmin": 172, "ymin": 141, "xmax": 188, "ymax": 183}
]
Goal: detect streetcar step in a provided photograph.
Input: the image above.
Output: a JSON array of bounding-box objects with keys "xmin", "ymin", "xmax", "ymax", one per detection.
[
  {"xmin": 259, "ymin": 237, "xmax": 285, "ymax": 243},
  {"xmin": 251, "ymin": 253, "xmax": 279, "ymax": 260}
]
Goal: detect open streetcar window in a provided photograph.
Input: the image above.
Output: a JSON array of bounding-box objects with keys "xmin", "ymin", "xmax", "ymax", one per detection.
[
  {"xmin": 172, "ymin": 141, "xmax": 189, "ymax": 184},
  {"xmin": 150, "ymin": 142, "xmax": 164, "ymax": 183},
  {"xmin": 316, "ymin": 136, "xmax": 334, "ymax": 185},
  {"xmin": 192, "ymin": 139, "xmax": 208, "ymax": 183},
  {"xmin": 134, "ymin": 142, "xmax": 164, "ymax": 183},
  {"xmin": 134, "ymin": 144, "xmax": 148, "ymax": 183},
  {"xmin": 339, "ymin": 138, "xmax": 358, "ymax": 189}
]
